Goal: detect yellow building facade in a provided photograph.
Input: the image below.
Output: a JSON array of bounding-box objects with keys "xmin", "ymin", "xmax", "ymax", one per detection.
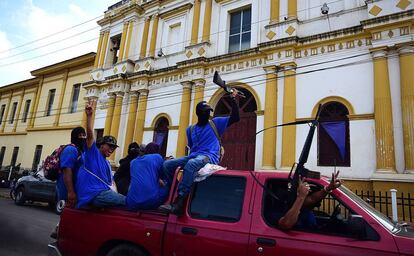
[{"xmin": 0, "ymin": 53, "xmax": 95, "ymax": 172}]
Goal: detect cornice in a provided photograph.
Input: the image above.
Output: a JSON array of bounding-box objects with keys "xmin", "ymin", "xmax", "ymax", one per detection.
[
  {"xmin": 31, "ymin": 53, "xmax": 95, "ymax": 77},
  {"xmin": 159, "ymin": 3, "xmax": 193, "ymax": 20},
  {"xmin": 0, "ymin": 78, "xmax": 39, "ymax": 93},
  {"xmin": 26, "ymin": 125, "xmax": 79, "ymax": 132}
]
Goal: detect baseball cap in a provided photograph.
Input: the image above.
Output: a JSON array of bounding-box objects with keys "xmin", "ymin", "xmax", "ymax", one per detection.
[{"xmin": 97, "ymin": 135, "xmax": 119, "ymax": 148}]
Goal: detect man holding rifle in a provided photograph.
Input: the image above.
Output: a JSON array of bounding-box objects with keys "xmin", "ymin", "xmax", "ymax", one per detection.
[
  {"xmin": 275, "ymin": 170, "xmax": 343, "ymax": 230},
  {"xmin": 161, "ymin": 75, "xmax": 240, "ymax": 216}
]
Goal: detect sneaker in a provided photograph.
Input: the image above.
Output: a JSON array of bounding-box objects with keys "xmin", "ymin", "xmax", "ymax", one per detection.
[{"xmin": 170, "ymin": 195, "xmax": 186, "ymax": 217}]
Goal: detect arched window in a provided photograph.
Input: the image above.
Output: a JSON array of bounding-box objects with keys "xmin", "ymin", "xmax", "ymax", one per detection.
[
  {"xmin": 318, "ymin": 102, "xmax": 350, "ymax": 167},
  {"xmin": 153, "ymin": 117, "xmax": 169, "ymax": 158}
]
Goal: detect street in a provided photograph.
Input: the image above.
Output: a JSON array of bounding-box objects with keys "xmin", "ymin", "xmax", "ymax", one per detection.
[{"xmin": 0, "ymin": 189, "xmax": 59, "ymax": 256}]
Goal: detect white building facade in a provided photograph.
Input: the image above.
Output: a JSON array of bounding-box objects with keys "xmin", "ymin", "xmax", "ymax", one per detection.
[{"xmin": 83, "ymin": 0, "xmax": 414, "ymax": 190}]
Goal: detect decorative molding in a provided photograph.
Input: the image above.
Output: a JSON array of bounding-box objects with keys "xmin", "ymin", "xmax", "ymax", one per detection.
[
  {"xmin": 159, "ymin": 3, "xmax": 193, "ymax": 20},
  {"xmin": 0, "ymin": 132, "xmax": 27, "ymax": 136},
  {"xmin": 26, "ymin": 125, "xmax": 79, "ymax": 132}
]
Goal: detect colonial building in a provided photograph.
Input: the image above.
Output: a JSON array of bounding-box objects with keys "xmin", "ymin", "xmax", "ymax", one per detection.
[
  {"xmin": 0, "ymin": 53, "xmax": 95, "ymax": 172},
  {"xmin": 83, "ymin": 0, "xmax": 414, "ymax": 192}
]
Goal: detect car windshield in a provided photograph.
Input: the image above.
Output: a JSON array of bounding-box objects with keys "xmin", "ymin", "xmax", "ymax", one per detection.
[{"xmin": 339, "ymin": 185, "xmax": 395, "ymax": 232}]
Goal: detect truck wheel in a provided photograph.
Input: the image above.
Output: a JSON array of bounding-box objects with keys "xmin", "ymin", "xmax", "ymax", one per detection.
[
  {"xmin": 106, "ymin": 244, "xmax": 146, "ymax": 256},
  {"xmin": 14, "ymin": 187, "xmax": 26, "ymax": 206},
  {"xmin": 55, "ymin": 199, "xmax": 65, "ymax": 215}
]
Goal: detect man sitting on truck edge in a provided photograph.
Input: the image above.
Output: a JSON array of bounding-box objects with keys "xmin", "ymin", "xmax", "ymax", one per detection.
[
  {"xmin": 56, "ymin": 127, "xmax": 86, "ymax": 208},
  {"xmin": 161, "ymin": 89, "xmax": 240, "ymax": 216},
  {"xmin": 126, "ymin": 143, "xmax": 169, "ymax": 211},
  {"xmin": 114, "ymin": 142, "xmax": 145, "ymax": 196},
  {"xmin": 75, "ymin": 99, "xmax": 126, "ymax": 209},
  {"xmin": 271, "ymin": 171, "xmax": 343, "ymax": 230}
]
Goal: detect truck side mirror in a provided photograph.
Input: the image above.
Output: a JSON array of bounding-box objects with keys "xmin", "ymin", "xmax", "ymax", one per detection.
[{"xmin": 347, "ymin": 215, "xmax": 379, "ymax": 241}]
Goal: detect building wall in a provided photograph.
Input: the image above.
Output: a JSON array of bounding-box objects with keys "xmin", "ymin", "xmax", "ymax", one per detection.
[{"xmin": 0, "ymin": 53, "xmax": 95, "ymax": 171}]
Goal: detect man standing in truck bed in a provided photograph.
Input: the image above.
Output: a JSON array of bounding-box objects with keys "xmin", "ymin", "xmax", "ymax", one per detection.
[{"xmin": 161, "ymin": 89, "xmax": 240, "ymax": 216}]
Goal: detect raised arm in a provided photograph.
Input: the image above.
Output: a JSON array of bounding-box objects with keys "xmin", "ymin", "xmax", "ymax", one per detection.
[
  {"xmin": 278, "ymin": 177, "xmax": 310, "ymax": 230},
  {"xmin": 85, "ymin": 99, "xmax": 95, "ymax": 149},
  {"xmin": 303, "ymin": 170, "xmax": 342, "ymax": 208},
  {"xmin": 227, "ymin": 89, "xmax": 240, "ymax": 127}
]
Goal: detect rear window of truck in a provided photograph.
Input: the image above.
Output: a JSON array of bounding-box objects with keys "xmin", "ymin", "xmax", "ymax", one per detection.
[{"xmin": 189, "ymin": 175, "xmax": 246, "ymax": 222}]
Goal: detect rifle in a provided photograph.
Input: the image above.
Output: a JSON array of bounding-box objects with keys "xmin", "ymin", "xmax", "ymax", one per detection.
[
  {"xmin": 287, "ymin": 104, "xmax": 322, "ymax": 197},
  {"xmin": 213, "ymin": 71, "xmax": 245, "ymax": 97}
]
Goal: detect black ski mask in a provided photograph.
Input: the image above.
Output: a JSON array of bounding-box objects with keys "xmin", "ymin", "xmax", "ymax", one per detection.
[
  {"xmin": 196, "ymin": 101, "xmax": 213, "ymax": 126},
  {"xmin": 71, "ymin": 127, "xmax": 86, "ymax": 150}
]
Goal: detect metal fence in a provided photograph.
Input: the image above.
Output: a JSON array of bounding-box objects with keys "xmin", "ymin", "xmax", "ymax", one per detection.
[{"xmin": 354, "ymin": 190, "xmax": 413, "ymax": 223}]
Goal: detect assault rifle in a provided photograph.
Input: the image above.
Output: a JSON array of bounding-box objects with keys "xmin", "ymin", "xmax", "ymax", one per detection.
[
  {"xmin": 213, "ymin": 71, "xmax": 245, "ymax": 97},
  {"xmin": 287, "ymin": 104, "xmax": 322, "ymax": 197}
]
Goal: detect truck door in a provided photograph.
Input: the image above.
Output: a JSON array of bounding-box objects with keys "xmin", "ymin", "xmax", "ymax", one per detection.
[
  {"xmin": 247, "ymin": 173, "xmax": 399, "ymax": 256},
  {"xmin": 164, "ymin": 172, "xmax": 254, "ymax": 256}
]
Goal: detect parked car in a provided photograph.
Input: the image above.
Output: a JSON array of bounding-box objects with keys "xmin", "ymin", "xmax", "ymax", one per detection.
[
  {"xmin": 14, "ymin": 169, "xmax": 65, "ymax": 214},
  {"xmin": 49, "ymin": 170, "xmax": 414, "ymax": 256}
]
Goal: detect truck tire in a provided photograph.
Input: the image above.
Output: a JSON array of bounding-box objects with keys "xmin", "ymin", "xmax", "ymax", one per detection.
[
  {"xmin": 14, "ymin": 187, "xmax": 26, "ymax": 206},
  {"xmin": 106, "ymin": 244, "xmax": 146, "ymax": 256}
]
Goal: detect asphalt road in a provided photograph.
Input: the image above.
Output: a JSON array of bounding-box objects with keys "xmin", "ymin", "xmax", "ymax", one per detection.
[{"xmin": 0, "ymin": 189, "xmax": 59, "ymax": 256}]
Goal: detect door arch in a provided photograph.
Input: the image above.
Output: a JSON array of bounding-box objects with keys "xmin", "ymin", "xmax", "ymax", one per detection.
[
  {"xmin": 153, "ymin": 116, "xmax": 169, "ymax": 158},
  {"xmin": 213, "ymin": 87, "xmax": 257, "ymax": 170}
]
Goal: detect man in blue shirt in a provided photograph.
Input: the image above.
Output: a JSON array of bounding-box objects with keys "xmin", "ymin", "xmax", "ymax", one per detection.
[
  {"xmin": 126, "ymin": 143, "xmax": 168, "ymax": 210},
  {"xmin": 56, "ymin": 127, "xmax": 86, "ymax": 208},
  {"xmin": 75, "ymin": 99, "xmax": 126, "ymax": 208},
  {"xmin": 161, "ymin": 89, "xmax": 240, "ymax": 216}
]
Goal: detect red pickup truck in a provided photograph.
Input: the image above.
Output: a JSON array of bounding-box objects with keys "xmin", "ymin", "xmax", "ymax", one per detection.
[{"xmin": 49, "ymin": 170, "xmax": 414, "ymax": 256}]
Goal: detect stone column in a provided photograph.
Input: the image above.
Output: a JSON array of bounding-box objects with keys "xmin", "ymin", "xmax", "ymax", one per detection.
[
  {"xmin": 54, "ymin": 70, "xmax": 69, "ymax": 126},
  {"xmin": 202, "ymin": 0, "xmax": 213, "ymax": 43},
  {"xmin": 270, "ymin": 0, "xmax": 280, "ymax": 23},
  {"xmin": 94, "ymin": 33, "xmax": 104, "ymax": 68},
  {"xmin": 191, "ymin": 79, "xmax": 205, "ymax": 124},
  {"xmin": 149, "ymin": 14, "xmax": 159, "ymax": 58},
  {"xmin": 123, "ymin": 20, "xmax": 135, "ymax": 61},
  {"xmin": 134, "ymin": 89, "xmax": 149, "ymax": 144},
  {"xmin": 109, "ymin": 92, "xmax": 124, "ymax": 161},
  {"xmin": 190, "ymin": 0, "xmax": 201, "ymax": 45},
  {"xmin": 29, "ymin": 76, "xmax": 44, "ymax": 128},
  {"xmin": 13, "ymin": 88, "xmax": 25, "ymax": 132},
  {"xmin": 118, "ymin": 22, "xmax": 129, "ymax": 62},
  {"xmin": 281, "ymin": 63, "xmax": 296, "ymax": 168},
  {"xmin": 176, "ymin": 82, "xmax": 192, "ymax": 157},
  {"xmin": 262, "ymin": 66, "xmax": 278, "ymax": 169},
  {"xmin": 103, "ymin": 93, "xmax": 115, "ymax": 136},
  {"xmin": 123, "ymin": 91, "xmax": 139, "ymax": 156},
  {"xmin": 140, "ymin": 17, "xmax": 151, "ymax": 58},
  {"xmin": 288, "ymin": 0, "xmax": 297, "ymax": 19},
  {"xmin": 371, "ymin": 48, "xmax": 396, "ymax": 171},
  {"xmin": 98, "ymin": 32, "xmax": 109, "ymax": 68},
  {"xmin": 398, "ymin": 45, "xmax": 414, "ymax": 171}
]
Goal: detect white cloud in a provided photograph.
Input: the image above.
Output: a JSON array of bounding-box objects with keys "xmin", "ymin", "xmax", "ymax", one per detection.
[{"xmin": 0, "ymin": 1, "xmax": 105, "ymax": 86}]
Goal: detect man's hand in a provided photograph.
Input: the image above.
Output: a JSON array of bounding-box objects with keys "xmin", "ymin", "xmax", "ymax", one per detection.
[
  {"xmin": 230, "ymin": 88, "xmax": 239, "ymax": 98},
  {"xmin": 66, "ymin": 191, "xmax": 77, "ymax": 208},
  {"xmin": 297, "ymin": 176, "xmax": 310, "ymax": 199},
  {"xmin": 325, "ymin": 170, "xmax": 342, "ymax": 192},
  {"xmin": 85, "ymin": 98, "xmax": 93, "ymax": 117}
]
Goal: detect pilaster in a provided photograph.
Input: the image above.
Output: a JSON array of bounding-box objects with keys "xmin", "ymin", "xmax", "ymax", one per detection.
[
  {"xmin": 398, "ymin": 45, "xmax": 414, "ymax": 171},
  {"xmin": 176, "ymin": 81, "xmax": 192, "ymax": 157},
  {"xmin": 371, "ymin": 48, "xmax": 396, "ymax": 172},
  {"xmin": 262, "ymin": 66, "xmax": 278, "ymax": 169}
]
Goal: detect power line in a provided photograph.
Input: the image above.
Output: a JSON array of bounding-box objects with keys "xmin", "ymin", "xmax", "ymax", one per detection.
[
  {"xmin": 0, "ymin": 51, "xmax": 401, "ymax": 126},
  {"xmin": 0, "ymin": 0, "xmax": 345, "ymax": 65}
]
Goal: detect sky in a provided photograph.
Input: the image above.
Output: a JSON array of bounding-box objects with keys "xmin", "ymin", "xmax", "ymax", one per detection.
[{"xmin": 0, "ymin": 0, "xmax": 117, "ymax": 86}]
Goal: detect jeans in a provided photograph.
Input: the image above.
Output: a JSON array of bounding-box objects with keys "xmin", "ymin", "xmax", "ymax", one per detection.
[
  {"xmin": 92, "ymin": 189, "xmax": 126, "ymax": 208},
  {"xmin": 163, "ymin": 155, "xmax": 209, "ymax": 197}
]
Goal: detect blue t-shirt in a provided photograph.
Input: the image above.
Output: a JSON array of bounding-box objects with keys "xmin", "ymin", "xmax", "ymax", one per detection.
[
  {"xmin": 76, "ymin": 142, "xmax": 113, "ymax": 208},
  {"xmin": 186, "ymin": 117, "xmax": 229, "ymax": 164},
  {"xmin": 126, "ymin": 154, "xmax": 168, "ymax": 210},
  {"xmin": 56, "ymin": 145, "xmax": 83, "ymax": 201}
]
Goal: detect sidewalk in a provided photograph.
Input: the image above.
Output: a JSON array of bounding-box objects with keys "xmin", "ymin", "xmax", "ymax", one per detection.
[{"xmin": 0, "ymin": 187, "xmax": 10, "ymax": 199}]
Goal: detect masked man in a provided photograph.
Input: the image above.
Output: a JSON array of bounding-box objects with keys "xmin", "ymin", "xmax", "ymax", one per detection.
[
  {"xmin": 56, "ymin": 127, "xmax": 86, "ymax": 208},
  {"xmin": 161, "ymin": 89, "xmax": 240, "ymax": 216}
]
